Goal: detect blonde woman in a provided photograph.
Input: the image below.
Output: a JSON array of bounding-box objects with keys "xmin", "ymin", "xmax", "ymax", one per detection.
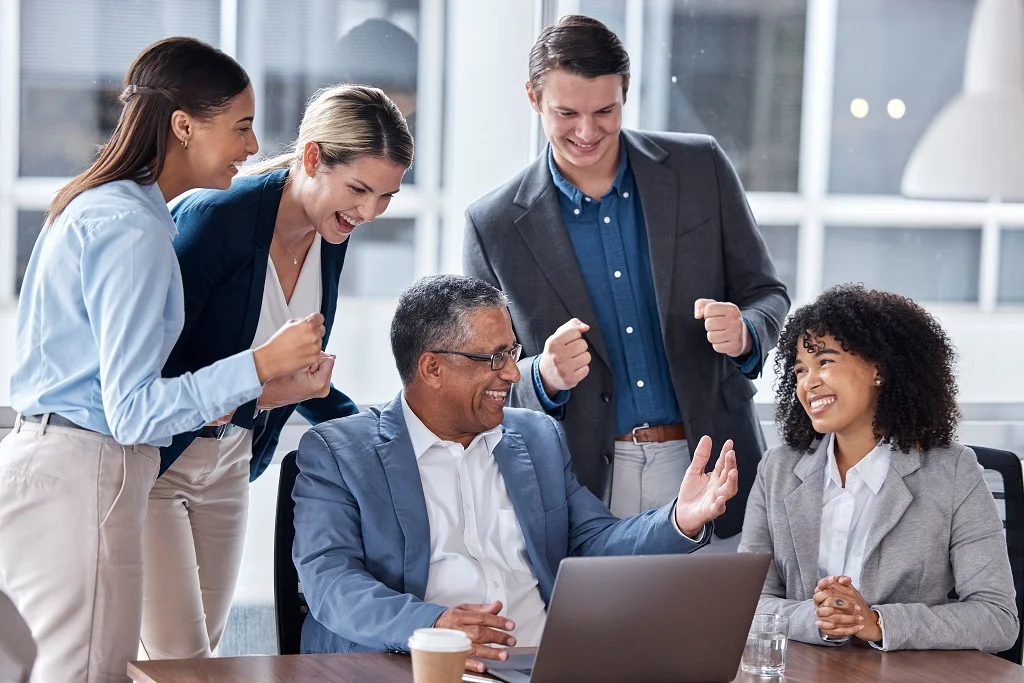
[{"xmin": 139, "ymin": 85, "xmax": 414, "ymax": 659}]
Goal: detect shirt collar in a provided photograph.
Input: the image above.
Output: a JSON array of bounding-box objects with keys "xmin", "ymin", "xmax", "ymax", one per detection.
[
  {"xmin": 143, "ymin": 180, "xmax": 178, "ymax": 239},
  {"xmin": 824, "ymin": 434, "xmax": 892, "ymax": 494},
  {"xmin": 546, "ymin": 135, "xmax": 631, "ymax": 209},
  {"xmin": 401, "ymin": 391, "xmax": 503, "ymax": 460}
]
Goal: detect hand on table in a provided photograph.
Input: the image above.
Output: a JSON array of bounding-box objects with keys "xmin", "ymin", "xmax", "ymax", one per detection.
[
  {"xmin": 813, "ymin": 575, "xmax": 882, "ymax": 642},
  {"xmin": 434, "ymin": 601, "xmax": 516, "ymax": 673}
]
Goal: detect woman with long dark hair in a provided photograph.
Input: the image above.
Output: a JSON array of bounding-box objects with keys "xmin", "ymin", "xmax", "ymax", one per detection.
[
  {"xmin": 0, "ymin": 37, "xmax": 324, "ymax": 682},
  {"xmin": 739, "ymin": 285, "xmax": 1017, "ymax": 652},
  {"xmin": 139, "ymin": 84, "xmax": 413, "ymax": 660}
]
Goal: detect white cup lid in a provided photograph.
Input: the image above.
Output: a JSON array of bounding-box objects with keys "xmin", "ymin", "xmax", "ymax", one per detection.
[{"xmin": 408, "ymin": 628, "xmax": 472, "ymax": 653}]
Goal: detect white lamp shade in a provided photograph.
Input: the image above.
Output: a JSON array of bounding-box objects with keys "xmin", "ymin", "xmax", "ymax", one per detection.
[{"xmin": 901, "ymin": 0, "xmax": 1024, "ymax": 200}]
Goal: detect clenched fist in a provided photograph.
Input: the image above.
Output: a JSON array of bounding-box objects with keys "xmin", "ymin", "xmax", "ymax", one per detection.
[
  {"xmin": 538, "ymin": 318, "xmax": 591, "ymax": 397},
  {"xmin": 694, "ymin": 299, "xmax": 751, "ymax": 358}
]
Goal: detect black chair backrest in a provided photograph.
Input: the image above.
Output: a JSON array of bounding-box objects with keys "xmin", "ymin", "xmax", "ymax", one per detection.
[
  {"xmin": 274, "ymin": 450, "xmax": 308, "ymax": 655},
  {"xmin": 969, "ymin": 445, "xmax": 1024, "ymax": 664}
]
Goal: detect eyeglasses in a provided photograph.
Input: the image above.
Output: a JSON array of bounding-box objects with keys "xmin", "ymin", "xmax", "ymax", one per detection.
[{"xmin": 431, "ymin": 343, "xmax": 523, "ymax": 371}]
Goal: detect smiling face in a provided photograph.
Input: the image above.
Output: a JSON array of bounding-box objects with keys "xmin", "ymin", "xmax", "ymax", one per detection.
[
  {"xmin": 299, "ymin": 146, "xmax": 407, "ymax": 244},
  {"xmin": 527, "ymin": 68, "xmax": 624, "ymax": 176},
  {"xmin": 434, "ymin": 307, "xmax": 522, "ymax": 444},
  {"xmin": 182, "ymin": 85, "xmax": 259, "ymax": 189},
  {"xmin": 794, "ymin": 334, "xmax": 881, "ymax": 444}
]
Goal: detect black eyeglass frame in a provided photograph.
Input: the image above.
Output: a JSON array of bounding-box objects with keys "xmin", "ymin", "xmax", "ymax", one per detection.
[{"xmin": 430, "ymin": 343, "xmax": 523, "ymax": 371}]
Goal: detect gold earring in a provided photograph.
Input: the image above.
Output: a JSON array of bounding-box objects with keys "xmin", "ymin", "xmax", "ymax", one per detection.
[{"xmin": 181, "ymin": 138, "xmax": 188, "ymax": 150}]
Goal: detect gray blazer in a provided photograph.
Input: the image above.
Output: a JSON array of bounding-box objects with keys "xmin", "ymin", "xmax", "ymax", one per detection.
[
  {"xmin": 738, "ymin": 439, "xmax": 1019, "ymax": 652},
  {"xmin": 464, "ymin": 130, "xmax": 790, "ymax": 537}
]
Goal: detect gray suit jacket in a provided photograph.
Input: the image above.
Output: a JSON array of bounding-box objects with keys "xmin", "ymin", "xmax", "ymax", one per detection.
[
  {"xmin": 464, "ymin": 130, "xmax": 790, "ymax": 537},
  {"xmin": 738, "ymin": 439, "xmax": 1019, "ymax": 651}
]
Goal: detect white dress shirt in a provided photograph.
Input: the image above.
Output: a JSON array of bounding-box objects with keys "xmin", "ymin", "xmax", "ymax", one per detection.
[
  {"xmin": 401, "ymin": 394, "xmax": 548, "ymax": 646},
  {"xmin": 818, "ymin": 435, "xmax": 891, "ymax": 648}
]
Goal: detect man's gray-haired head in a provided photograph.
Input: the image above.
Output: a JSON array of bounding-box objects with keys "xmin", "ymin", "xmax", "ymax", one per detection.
[{"xmin": 390, "ymin": 274, "xmax": 511, "ymax": 386}]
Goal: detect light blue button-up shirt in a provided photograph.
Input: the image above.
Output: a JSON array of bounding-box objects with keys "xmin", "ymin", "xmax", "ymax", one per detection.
[{"xmin": 11, "ymin": 179, "xmax": 263, "ymax": 447}]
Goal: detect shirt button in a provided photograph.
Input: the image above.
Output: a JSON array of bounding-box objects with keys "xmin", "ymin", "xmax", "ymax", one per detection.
[
  {"xmin": 585, "ymin": 197, "xmax": 592, "ymax": 202},
  {"xmin": 573, "ymin": 208, "xmax": 580, "ymax": 215},
  {"xmin": 626, "ymin": 326, "xmax": 633, "ymax": 334},
  {"xmin": 614, "ymin": 270, "xmax": 621, "ymax": 278},
  {"xmin": 603, "ymin": 217, "xmax": 611, "ymax": 224},
  {"xmin": 637, "ymin": 380, "xmax": 645, "ymax": 388},
  {"xmin": 493, "ymin": 581, "xmax": 500, "ymax": 588},
  {"xmin": 623, "ymin": 192, "xmax": 630, "ymax": 198}
]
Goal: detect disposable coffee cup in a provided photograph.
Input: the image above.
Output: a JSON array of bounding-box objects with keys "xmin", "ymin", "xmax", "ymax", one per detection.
[{"xmin": 408, "ymin": 628, "xmax": 472, "ymax": 683}]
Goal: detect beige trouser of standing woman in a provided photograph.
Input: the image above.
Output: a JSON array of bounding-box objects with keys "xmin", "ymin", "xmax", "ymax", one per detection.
[
  {"xmin": 0, "ymin": 415, "xmax": 159, "ymax": 683},
  {"xmin": 139, "ymin": 428, "xmax": 252, "ymax": 659}
]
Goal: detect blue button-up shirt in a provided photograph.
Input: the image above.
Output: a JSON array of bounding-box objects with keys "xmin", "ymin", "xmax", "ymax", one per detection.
[
  {"xmin": 11, "ymin": 179, "xmax": 262, "ymax": 447},
  {"xmin": 535, "ymin": 139, "xmax": 759, "ymax": 436}
]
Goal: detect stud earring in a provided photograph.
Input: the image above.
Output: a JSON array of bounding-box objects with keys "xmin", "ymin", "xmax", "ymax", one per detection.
[
  {"xmin": 874, "ymin": 377, "xmax": 883, "ymax": 386},
  {"xmin": 181, "ymin": 138, "xmax": 188, "ymax": 150}
]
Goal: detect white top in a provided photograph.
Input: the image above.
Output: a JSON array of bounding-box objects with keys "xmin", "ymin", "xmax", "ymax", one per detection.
[
  {"xmin": 818, "ymin": 434, "xmax": 892, "ymax": 649},
  {"xmin": 401, "ymin": 393, "xmax": 548, "ymax": 647},
  {"xmin": 252, "ymin": 234, "xmax": 323, "ymax": 349},
  {"xmin": 817, "ymin": 435, "xmax": 891, "ymax": 590}
]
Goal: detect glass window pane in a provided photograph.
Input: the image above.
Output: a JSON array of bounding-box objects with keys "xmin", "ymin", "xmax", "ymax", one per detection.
[
  {"xmin": 829, "ymin": 0, "xmax": 974, "ymax": 195},
  {"xmin": 19, "ymin": 0, "xmax": 220, "ymax": 177},
  {"xmin": 823, "ymin": 226, "xmax": 981, "ymax": 302},
  {"xmin": 639, "ymin": 0, "xmax": 806, "ymax": 192},
  {"xmin": 998, "ymin": 229, "xmax": 1024, "ymax": 305},
  {"xmin": 338, "ymin": 217, "xmax": 416, "ymax": 297},
  {"xmin": 760, "ymin": 224, "xmax": 798, "ymax": 295},
  {"xmin": 579, "ymin": 0, "xmax": 626, "ymax": 40},
  {"xmin": 16, "ymin": 210, "xmax": 45, "ymax": 295},
  {"xmin": 238, "ymin": 0, "xmax": 422, "ymax": 183}
]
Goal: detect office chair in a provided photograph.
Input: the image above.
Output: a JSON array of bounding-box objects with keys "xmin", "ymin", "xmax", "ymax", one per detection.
[
  {"xmin": 274, "ymin": 450, "xmax": 308, "ymax": 655},
  {"xmin": 969, "ymin": 445, "xmax": 1024, "ymax": 664}
]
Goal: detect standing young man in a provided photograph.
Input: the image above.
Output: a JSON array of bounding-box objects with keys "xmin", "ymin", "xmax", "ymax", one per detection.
[{"xmin": 463, "ymin": 15, "xmax": 789, "ymax": 539}]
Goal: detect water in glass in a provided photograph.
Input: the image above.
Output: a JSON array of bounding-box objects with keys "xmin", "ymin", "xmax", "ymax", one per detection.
[{"xmin": 741, "ymin": 630, "xmax": 788, "ymax": 676}]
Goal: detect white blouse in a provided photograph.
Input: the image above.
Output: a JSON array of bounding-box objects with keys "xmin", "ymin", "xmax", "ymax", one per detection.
[{"xmin": 252, "ymin": 234, "xmax": 324, "ymax": 350}]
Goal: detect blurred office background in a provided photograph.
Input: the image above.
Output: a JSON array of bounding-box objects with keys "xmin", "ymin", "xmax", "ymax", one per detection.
[{"xmin": 2, "ymin": 0, "xmax": 1023, "ymax": 656}]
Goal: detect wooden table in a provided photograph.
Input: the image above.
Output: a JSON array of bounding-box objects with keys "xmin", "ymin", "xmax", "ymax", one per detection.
[{"xmin": 129, "ymin": 641, "xmax": 1024, "ymax": 683}]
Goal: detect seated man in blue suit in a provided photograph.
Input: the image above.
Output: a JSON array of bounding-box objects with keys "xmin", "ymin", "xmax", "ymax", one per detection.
[{"xmin": 292, "ymin": 274, "xmax": 740, "ymax": 674}]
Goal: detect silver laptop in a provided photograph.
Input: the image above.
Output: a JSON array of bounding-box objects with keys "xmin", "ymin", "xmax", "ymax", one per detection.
[{"xmin": 486, "ymin": 552, "xmax": 772, "ymax": 683}]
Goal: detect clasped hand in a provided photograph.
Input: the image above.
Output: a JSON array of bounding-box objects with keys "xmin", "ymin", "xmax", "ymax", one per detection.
[{"xmin": 813, "ymin": 575, "xmax": 882, "ymax": 642}]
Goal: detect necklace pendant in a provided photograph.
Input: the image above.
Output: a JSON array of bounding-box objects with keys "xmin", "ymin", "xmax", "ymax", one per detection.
[{"xmin": 293, "ymin": 258, "xmax": 298, "ymax": 265}]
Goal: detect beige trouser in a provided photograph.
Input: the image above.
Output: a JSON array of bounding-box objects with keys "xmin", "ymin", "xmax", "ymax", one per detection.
[
  {"xmin": 610, "ymin": 439, "xmax": 691, "ymax": 518},
  {"xmin": 139, "ymin": 428, "xmax": 251, "ymax": 659},
  {"xmin": 0, "ymin": 416, "xmax": 159, "ymax": 683}
]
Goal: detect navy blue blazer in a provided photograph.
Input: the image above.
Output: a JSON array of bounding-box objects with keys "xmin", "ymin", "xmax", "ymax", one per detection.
[
  {"xmin": 161, "ymin": 168, "xmax": 358, "ymax": 480},
  {"xmin": 293, "ymin": 396, "xmax": 709, "ymax": 654}
]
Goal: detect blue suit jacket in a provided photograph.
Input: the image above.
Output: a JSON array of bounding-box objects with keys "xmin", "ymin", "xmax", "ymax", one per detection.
[
  {"xmin": 161, "ymin": 169, "xmax": 358, "ymax": 479},
  {"xmin": 293, "ymin": 394, "xmax": 709, "ymax": 654}
]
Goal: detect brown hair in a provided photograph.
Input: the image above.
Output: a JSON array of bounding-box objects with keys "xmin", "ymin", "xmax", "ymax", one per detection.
[
  {"xmin": 528, "ymin": 15, "xmax": 631, "ymax": 101},
  {"xmin": 243, "ymin": 84, "xmax": 413, "ymax": 176},
  {"xmin": 47, "ymin": 36, "xmax": 250, "ymax": 221}
]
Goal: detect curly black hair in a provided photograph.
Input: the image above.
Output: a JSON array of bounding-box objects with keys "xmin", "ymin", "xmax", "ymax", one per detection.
[{"xmin": 774, "ymin": 284, "xmax": 960, "ymax": 452}]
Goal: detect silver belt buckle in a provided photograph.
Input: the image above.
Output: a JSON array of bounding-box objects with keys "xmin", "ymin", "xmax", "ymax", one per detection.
[{"xmin": 631, "ymin": 422, "xmax": 651, "ymax": 446}]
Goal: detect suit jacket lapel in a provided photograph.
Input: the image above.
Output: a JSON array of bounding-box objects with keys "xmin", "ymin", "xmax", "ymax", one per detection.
[
  {"xmin": 239, "ymin": 168, "xmax": 288, "ymax": 349},
  {"xmin": 784, "ymin": 439, "xmax": 828, "ymax": 598},
  {"xmin": 374, "ymin": 395, "xmax": 432, "ymax": 598},
  {"xmin": 491, "ymin": 429, "xmax": 547, "ymax": 577},
  {"xmin": 319, "ymin": 239, "xmax": 348, "ymax": 347},
  {"xmin": 862, "ymin": 448, "xmax": 919, "ymax": 566},
  {"xmin": 513, "ymin": 153, "xmax": 611, "ymax": 370}
]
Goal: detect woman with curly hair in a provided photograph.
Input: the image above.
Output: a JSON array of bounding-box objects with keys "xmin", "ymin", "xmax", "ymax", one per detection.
[{"xmin": 738, "ymin": 284, "xmax": 1018, "ymax": 652}]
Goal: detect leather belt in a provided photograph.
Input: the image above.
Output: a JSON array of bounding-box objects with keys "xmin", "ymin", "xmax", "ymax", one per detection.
[
  {"xmin": 197, "ymin": 423, "xmax": 239, "ymax": 440},
  {"xmin": 22, "ymin": 413, "xmax": 88, "ymax": 431},
  {"xmin": 615, "ymin": 422, "xmax": 687, "ymax": 446}
]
